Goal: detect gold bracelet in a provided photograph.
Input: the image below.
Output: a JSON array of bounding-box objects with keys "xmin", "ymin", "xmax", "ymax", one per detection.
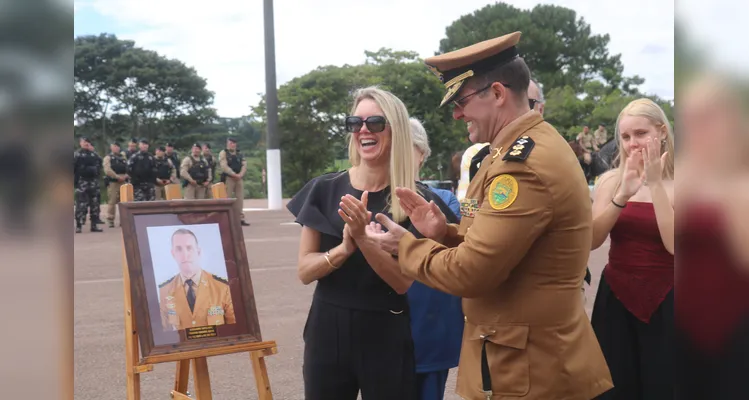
[{"xmin": 324, "ymin": 251, "xmax": 338, "ymax": 270}]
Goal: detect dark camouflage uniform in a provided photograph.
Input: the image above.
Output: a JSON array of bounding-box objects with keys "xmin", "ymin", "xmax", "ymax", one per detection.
[
  {"xmin": 127, "ymin": 151, "xmax": 158, "ymax": 201},
  {"xmin": 74, "ymin": 149, "xmax": 102, "ymax": 227}
]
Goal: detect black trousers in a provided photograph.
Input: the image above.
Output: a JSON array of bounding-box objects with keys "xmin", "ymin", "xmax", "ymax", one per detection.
[
  {"xmin": 302, "ymin": 298, "xmax": 417, "ymax": 400},
  {"xmin": 591, "ymin": 274, "xmax": 674, "ymax": 400}
]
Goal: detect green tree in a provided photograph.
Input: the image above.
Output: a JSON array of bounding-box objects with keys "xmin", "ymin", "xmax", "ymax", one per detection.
[
  {"xmin": 251, "ymin": 49, "xmax": 469, "ymax": 196},
  {"xmin": 436, "ymin": 3, "xmax": 674, "ymax": 139},
  {"xmin": 74, "ymin": 33, "xmax": 218, "ymax": 146},
  {"xmin": 438, "ymin": 3, "xmax": 643, "ymax": 95}
]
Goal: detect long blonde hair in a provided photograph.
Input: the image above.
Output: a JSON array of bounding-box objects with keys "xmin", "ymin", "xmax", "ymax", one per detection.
[
  {"xmin": 613, "ymin": 98, "xmax": 675, "ymax": 185},
  {"xmin": 347, "ymin": 86, "xmax": 415, "ymax": 223}
]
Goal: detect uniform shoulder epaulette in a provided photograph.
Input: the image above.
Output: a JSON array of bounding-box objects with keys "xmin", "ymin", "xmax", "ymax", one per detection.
[
  {"xmin": 502, "ymin": 135, "xmax": 535, "ymax": 162},
  {"xmin": 159, "ymin": 275, "xmax": 176, "ymax": 288},
  {"xmin": 212, "ymin": 274, "xmax": 229, "ymax": 284}
]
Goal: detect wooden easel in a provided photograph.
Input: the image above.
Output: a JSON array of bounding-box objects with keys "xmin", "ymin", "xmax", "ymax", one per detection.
[{"xmin": 120, "ymin": 182, "xmax": 277, "ymax": 400}]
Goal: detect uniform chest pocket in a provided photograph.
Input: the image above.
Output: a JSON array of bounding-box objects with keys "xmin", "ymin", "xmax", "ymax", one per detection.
[{"xmin": 468, "ymin": 323, "xmax": 530, "ymax": 397}]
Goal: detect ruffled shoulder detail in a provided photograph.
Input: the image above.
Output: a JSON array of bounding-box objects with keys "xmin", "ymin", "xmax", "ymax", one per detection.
[{"xmin": 286, "ymin": 170, "xmax": 348, "ymax": 238}]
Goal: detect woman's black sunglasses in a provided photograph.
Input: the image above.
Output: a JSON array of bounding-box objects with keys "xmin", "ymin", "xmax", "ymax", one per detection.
[{"xmin": 345, "ymin": 116, "xmax": 387, "ymax": 133}]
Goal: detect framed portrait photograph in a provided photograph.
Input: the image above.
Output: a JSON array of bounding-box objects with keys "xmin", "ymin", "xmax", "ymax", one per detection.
[{"xmin": 119, "ymin": 199, "xmax": 262, "ymax": 364}]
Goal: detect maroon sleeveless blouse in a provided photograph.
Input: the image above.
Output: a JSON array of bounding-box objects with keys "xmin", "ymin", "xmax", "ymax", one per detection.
[{"xmin": 603, "ymin": 202, "xmax": 674, "ymax": 323}]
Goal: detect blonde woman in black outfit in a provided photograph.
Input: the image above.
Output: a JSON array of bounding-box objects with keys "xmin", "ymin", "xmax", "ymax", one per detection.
[{"xmin": 287, "ymin": 86, "xmax": 457, "ymax": 400}]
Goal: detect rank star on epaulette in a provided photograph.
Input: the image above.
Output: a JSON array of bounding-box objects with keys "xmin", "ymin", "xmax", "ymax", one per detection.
[{"xmin": 502, "ymin": 135, "xmax": 535, "ymax": 162}]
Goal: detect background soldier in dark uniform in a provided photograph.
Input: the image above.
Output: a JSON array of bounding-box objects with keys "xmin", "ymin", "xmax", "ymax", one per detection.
[
  {"xmin": 165, "ymin": 142, "xmax": 180, "ymax": 180},
  {"xmin": 219, "ymin": 137, "xmax": 249, "ymax": 226},
  {"xmin": 126, "ymin": 139, "xmax": 157, "ymax": 201},
  {"xmin": 102, "ymin": 140, "xmax": 129, "ymax": 227},
  {"xmin": 154, "ymin": 146, "xmax": 177, "ymax": 200},
  {"xmin": 181, "ymin": 143, "xmax": 211, "ymax": 199},
  {"xmin": 73, "ymin": 137, "xmax": 103, "ymax": 233},
  {"xmin": 202, "ymin": 143, "xmax": 216, "ymax": 199},
  {"xmin": 124, "ymin": 138, "xmax": 138, "ymax": 160}
]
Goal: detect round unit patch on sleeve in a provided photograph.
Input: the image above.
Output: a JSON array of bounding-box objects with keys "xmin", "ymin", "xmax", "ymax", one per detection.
[{"xmin": 488, "ymin": 174, "xmax": 519, "ymax": 210}]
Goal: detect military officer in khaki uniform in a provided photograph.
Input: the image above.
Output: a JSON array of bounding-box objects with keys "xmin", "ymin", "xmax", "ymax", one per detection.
[
  {"xmin": 102, "ymin": 140, "xmax": 129, "ymax": 227},
  {"xmin": 154, "ymin": 146, "xmax": 177, "ymax": 200},
  {"xmin": 219, "ymin": 137, "xmax": 250, "ymax": 226},
  {"xmin": 158, "ymin": 228, "xmax": 235, "ymax": 331},
  {"xmin": 577, "ymin": 126, "xmax": 596, "ymax": 164},
  {"xmin": 367, "ymin": 32, "xmax": 613, "ymax": 400},
  {"xmin": 202, "ymin": 143, "xmax": 216, "ymax": 199},
  {"xmin": 594, "ymin": 124, "xmax": 608, "ymax": 147},
  {"xmin": 181, "ymin": 143, "xmax": 212, "ymax": 199}
]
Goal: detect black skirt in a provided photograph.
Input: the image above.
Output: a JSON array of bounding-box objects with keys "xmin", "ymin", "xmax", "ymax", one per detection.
[{"xmin": 591, "ymin": 273, "xmax": 674, "ymax": 400}]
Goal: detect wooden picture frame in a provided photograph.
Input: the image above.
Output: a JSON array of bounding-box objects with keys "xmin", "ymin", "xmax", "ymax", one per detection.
[{"xmin": 119, "ymin": 198, "xmax": 262, "ymax": 364}]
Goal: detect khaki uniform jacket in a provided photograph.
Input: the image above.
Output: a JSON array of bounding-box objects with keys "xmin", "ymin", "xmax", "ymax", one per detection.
[
  {"xmin": 158, "ymin": 269, "xmax": 236, "ymax": 331},
  {"xmin": 577, "ymin": 131, "xmax": 596, "ymax": 152},
  {"xmin": 102, "ymin": 153, "xmax": 128, "ymax": 180},
  {"xmin": 398, "ymin": 111, "xmax": 613, "ymax": 400}
]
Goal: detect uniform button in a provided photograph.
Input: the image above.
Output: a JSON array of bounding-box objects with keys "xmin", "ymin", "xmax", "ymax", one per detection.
[
  {"xmin": 192, "ymin": 321, "xmax": 196, "ymax": 325},
  {"xmin": 464, "ymin": 316, "xmax": 467, "ymax": 322}
]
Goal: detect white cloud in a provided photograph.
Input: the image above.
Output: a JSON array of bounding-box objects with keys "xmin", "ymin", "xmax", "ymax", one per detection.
[{"xmin": 88, "ymin": 0, "xmax": 674, "ymax": 117}]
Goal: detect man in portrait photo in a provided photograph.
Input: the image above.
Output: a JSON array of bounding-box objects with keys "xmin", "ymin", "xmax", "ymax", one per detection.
[{"xmin": 158, "ymin": 228, "xmax": 236, "ymax": 331}]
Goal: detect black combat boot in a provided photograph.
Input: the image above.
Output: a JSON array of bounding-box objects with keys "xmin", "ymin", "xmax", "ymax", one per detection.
[
  {"xmin": 108, "ymin": 220, "xmax": 115, "ymax": 228},
  {"xmin": 90, "ymin": 222, "xmax": 103, "ymax": 232},
  {"xmin": 75, "ymin": 224, "xmax": 82, "ymax": 234}
]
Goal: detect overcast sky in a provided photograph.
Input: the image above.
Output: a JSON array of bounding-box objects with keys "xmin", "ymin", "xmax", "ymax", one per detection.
[{"xmin": 73, "ymin": 0, "xmax": 682, "ymax": 118}]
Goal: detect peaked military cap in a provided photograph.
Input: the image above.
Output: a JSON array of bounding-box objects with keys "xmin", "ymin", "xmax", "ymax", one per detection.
[{"xmin": 425, "ymin": 31, "xmax": 522, "ymax": 108}]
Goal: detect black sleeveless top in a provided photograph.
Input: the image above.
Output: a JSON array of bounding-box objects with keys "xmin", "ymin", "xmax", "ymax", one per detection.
[{"xmin": 286, "ymin": 170, "xmax": 458, "ymax": 313}]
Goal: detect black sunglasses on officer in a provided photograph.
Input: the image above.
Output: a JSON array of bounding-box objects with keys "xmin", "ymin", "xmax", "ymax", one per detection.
[{"xmin": 345, "ymin": 115, "xmax": 388, "ymax": 133}]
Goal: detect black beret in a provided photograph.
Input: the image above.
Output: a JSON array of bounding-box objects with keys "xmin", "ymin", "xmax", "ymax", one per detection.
[
  {"xmin": 138, "ymin": 139, "xmax": 149, "ymax": 145},
  {"xmin": 79, "ymin": 136, "xmax": 91, "ymax": 143},
  {"xmin": 130, "ymin": 138, "xmax": 138, "ymax": 144},
  {"xmin": 166, "ymin": 142, "xmax": 174, "ymax": 147},
  {"xmin": 157, "ymin": 146, "xmax": 166, "ymax": 152},
  {"xmin": 227, "ymin": 137, "xmax": 237, "ymax": 143}
]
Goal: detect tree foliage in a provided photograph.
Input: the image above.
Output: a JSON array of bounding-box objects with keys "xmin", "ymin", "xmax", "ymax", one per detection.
[
  {"xmin": 437, "ymin": 2, "xmax": 673, "ymax": 140},
  {"xmin": 74, "ymin": 33, "xmax": 218, "ymax": 148},
  {"xmin": 250, "ymin": 49, "xmax": 470, "ymax": 196}
]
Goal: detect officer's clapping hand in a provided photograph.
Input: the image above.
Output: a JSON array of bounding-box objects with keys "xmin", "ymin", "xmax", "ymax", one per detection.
[
  {"xmin": 368, "ymin": 214, "xmax": 406, "ymax": 256},
  {"xmin": 394, "ymin": 187, "xmax": 447, "ymax": 242}
]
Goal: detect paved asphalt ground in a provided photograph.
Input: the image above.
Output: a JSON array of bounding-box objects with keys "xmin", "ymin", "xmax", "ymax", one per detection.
[{"xmin": 74, "ymin": 199, "xmax": 609, "ymax": 400}]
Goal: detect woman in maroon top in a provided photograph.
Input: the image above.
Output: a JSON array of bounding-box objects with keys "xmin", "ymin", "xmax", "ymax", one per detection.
[
  {"xmin": 674, "ymin": 76, "xmax": 749, "ymax": 399},
  {"xmin": 589, "ymin": 98, "xmax": 675, "ymax": 399}
]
